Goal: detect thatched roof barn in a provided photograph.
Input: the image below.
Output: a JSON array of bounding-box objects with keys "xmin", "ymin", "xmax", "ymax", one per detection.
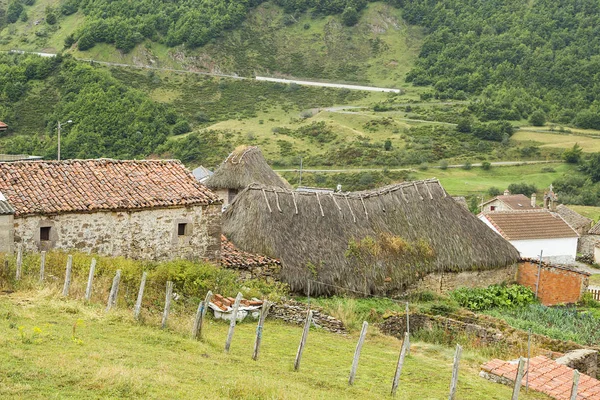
[
  {"xmin": 223, "ymin": 179, "xmax": 520, "ymax": 296},
  {"xmin": 205, "ymin": 145, "xmax": 291, "ymax": 207}
]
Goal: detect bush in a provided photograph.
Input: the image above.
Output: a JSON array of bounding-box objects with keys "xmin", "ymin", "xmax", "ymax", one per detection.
[
  {"xmin": 487, "ymin": 187, "xmax": 502, "ymax": 197},
  {"xmin": 508, "ymin": 182, "xmax": 537, "ymax": 197},
  {"xmin": 341, "ymin": 6, "xmax": 359, "ymax": 26},
  {"xmin": 528, "ymin": 110, "xmax": 546, "ymax": 126},
  {"xmin": 462, "ymin": 162, "xmax": 472, "ymax": 170},
  {"xmin": 450, "ymin": 285, "xmax": 536, "ymax": 311},
  {"xmin": 46, "ymin": 12, "xmax": 57, "ymax": 25},
  {"xmin": 439, "ymin": 160, "xmax": 449, "ymax": 170},
  {"xmin": 481, "ymin": 161, "xmax": 491, "ymax": 170},
  {"xmin": 563, "ymin": 143, "xmax": 582, "ymax": 164},
  {"xmin": 384, "ymin": 139, "xmax": 392, "ymax": 151},
  {"xmin": 172, "ymin": 120, "xmax": 191, "ymax": 135}
]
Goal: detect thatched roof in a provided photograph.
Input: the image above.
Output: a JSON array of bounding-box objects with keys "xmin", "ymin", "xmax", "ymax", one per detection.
[
  {"xmin": 205, "ymin": 146, "xmax": 291, "ymax": 190},
  {"xmin": 222, "ymin": 179, "xmax": 519, "ymax": 296}
]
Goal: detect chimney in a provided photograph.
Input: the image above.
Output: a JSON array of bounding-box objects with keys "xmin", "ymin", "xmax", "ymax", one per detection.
[
  {"xmin": 503, "ymin": 189, "xmax": 510, "ymax": 196},
  {"xmin": 531, "ymin": 193, "xmax": 536, "ymax": 208}
]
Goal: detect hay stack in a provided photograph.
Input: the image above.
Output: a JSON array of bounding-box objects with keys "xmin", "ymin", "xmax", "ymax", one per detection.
[
  {"xmin": 223, "ymin": 179, "xmax": 519, "ymax": 296},
  {"xmin": 205, "ymin": 145, "xmax": 291, "ymax": 190}
]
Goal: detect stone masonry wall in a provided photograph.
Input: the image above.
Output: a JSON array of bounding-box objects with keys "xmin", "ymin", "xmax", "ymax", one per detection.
[
  {"xmin": 517, "ymin": 261, "xmax": 589, "ymax": 305},
  {"xmin": 410, "ymin": 265, "xmax": 517, "ymax": 294},
  {"xmin": 579, "ymin": 235, "xmax": 600, "ymax": 256},
  {"xmin": 14, "ymin": 204, "xmax": 222, "ymax": 261}
]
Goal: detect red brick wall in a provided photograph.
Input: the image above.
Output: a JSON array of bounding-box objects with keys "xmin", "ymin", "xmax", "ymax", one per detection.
[{"xmin": 517, "ymin": 261, "xmax": 589, "ymax": 305}]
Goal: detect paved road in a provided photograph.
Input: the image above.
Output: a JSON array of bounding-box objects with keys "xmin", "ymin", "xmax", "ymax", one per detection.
[
  {"xmin": 275, "ymin": 160, "xmax": 562, "ymax": 173},
  {"xmin": 256, "ymin": 76, "xmax": 402, "ymax": 93}
]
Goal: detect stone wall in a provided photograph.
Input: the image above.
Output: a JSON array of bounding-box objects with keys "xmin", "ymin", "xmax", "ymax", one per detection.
[
  {"xmin": 269, "ymin": 299, "xmax": 346, "ymax": 334},
  {"xmin": 517, "ymin": 261, "xmax": 589, "ymax": 305},
  {"xmin": 578, "ymin": 235, "xmax": 600, "ymax": 256},
  {"xmin": 410, "ymin": 265, "xmax": 517, "ymax": 294},
  {"xmin": 0, "ymin": 214, "xmax": 14, "ymax": 253},
  {"xmin": 14, "ymin": 204, "xmax": 222, "ymax": 261},
  {"xmin": 556, "ymin": 349, "xmax": 598, "ymax": 377}
]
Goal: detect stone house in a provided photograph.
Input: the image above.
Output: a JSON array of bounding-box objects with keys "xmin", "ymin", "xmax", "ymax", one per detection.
[
  {"xmin": 0, "ymin": 159, "xmax": 222, "ymax": 261},
  {"xmin": 479, "ymin": 210, "xmax": 579, "ymax": 264},
  {"xmin": 556, "ymin": 204, "xmax": 593, "ymax": 236},
  {"xmin": 480, "ymin": 190, "xmax": 538, "ymax": 212}
]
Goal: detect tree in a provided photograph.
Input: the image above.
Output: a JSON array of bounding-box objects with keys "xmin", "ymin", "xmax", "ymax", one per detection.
[
  {"xmin": 487, "ymin": 187, "xmax": 502, "ymax": 197},
  {"xmin": 46, "ymin": 12, "xmax": 57, "ymax": 25},
  {"xmin": 507, "ymin": 183, "xmax": 537, "ymax": 197},
  {"xmin": 342, "ymin": 7, "xmax": 359, "ymax": 27},
  {"xmin": 384, "ymin": 139, "xmax": 392, "ymax": 151},
  {"xmin": 172, "ymin": 120, "xmax": 191, "ymax": 135},
  {"xmin": 583, "ymin": 153, "xmax": 600, "ymax": 183},
  {"xmin": 563, "ymin": 143, "xmax": 582, "ymax": 164},
  {"xmin": 456, "ymin": 118, "xmax": 472, "ymax": 133},
  {"xmin": 529, "ymin": 110, "xmax": 546, "ymax": 126},
  {"xmin": 6, "ymin": 1, "xmax": 23, "ymax": 23}
]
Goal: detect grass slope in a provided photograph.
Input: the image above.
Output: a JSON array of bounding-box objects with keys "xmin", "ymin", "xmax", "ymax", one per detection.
[{"xmin": 0, "ymin": 291, "xmax": 549, "ymax": 399}]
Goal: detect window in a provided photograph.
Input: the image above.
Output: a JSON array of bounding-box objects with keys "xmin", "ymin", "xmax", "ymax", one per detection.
[
  {"xmin": 177, "ymin": 223, "xmax": 187, "ymax": 236},
  {"xmin": 40, "ymin": 227, "xmax": 51, "ymax": 241},
  {"xmin": 490, "ymin": 206, "xmax": 496, "ymax": 211}
]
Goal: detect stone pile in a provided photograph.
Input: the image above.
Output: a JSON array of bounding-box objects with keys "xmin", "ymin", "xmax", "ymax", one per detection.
[{"xmin": 269, "ymin": 299, "xmax": 346, "ymax": 334}]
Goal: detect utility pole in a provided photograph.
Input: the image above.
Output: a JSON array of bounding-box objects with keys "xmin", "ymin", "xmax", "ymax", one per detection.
[{"xmin": 57, "ymin": 120, "xmax": 72, "ymax": 161}]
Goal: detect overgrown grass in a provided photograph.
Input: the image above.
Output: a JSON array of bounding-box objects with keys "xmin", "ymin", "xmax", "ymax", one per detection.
[
  {"xmin": 0, "ymin": 250, "xmax": 287, "ymax": 318},
  {"xmin": 0, "ymin": 290, "xmax": 549, "ymax": 399},
  {"xmin": 485, "ymin": 303, "xmax": 600, "ymax": 346}
]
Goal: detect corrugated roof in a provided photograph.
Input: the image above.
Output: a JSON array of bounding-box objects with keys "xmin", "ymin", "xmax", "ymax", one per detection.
[
  {"xmin": 0, "ymin": 159, "xmax": 220, "ymax": 216},
  {"xmin": 0, "ymin": 200, "xmax": 15, "ymax": 215},
  {"xmin": 481, "ymin": 210, "xmax": 578, "ymax": 240}
]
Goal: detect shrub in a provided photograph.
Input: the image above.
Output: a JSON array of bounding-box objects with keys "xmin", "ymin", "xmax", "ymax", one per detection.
[
  {"xmin": 46, "ymin": 12, "xmax": 57, "ymax": 25},
  {"xmin": 462, "ymin": 162, "xmax": 472, "ymax": 170},
  {"xmin": 528, "ymin": 110, "xmax": 546, "ymax": 126},
  {"xmin": 384, "ymin": 139, "xmax": 392, "ymax": 151},
  {"xmin": 563, "ymin": 143, "xmax": 582, "ymax": 164},
  {"xmin": 439, "ymin": 160, "xmax": 449, "ymax": 170},
  {"xmin": 481, "ymin": 161, "xmax": 491, "ymax": 170},
  {"xmin": 487, "ymin": 186, "xmax": 502, "ymax": 197},
  {"xmin": 450, "ymin": 284, "xmax": 536, "ymax": 311},
  {"xmin": 508, "ymin": 182, "xmax": 537, "ymax": 197},
  {"xmin": 172, "ymin": 120, "xmax": 191, "ymax": 135},
  {"xmin": 341, "ymin": 6, "xmax": 359, "ymax": 26}
]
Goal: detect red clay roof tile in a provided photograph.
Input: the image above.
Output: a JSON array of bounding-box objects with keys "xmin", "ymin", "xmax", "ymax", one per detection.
[{"xmin": 0, "ymin": 159, "xmax": 220, "ymax": 216}]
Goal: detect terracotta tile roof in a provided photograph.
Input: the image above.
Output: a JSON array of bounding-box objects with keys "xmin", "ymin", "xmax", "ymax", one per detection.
[
  {"xmin": 0, "ymin": 159, "xmax": 220, "ymax": 216},
  {"xmin": 556, "ymin": 205, "xmax": 593, "ymax": 232},
  {"xmin": 481, "ymin": 210, "xmax": 578, "ymax": 240},
  {"xmin": 0, "ymin": 121, "xmax": 7, "ymax": 130},
  {"xmin": 482, "ymin": 356, "xmax": 600, "ymax": 399},
  {"xmin": 483, "ymin": 194, "xmax": 537, "ymax": 210},
  {"xmin": 589, "ymin": 220, "xmax": 600, "ymax": 235},
  {"xmin": 221, "ymin": 235, "xmax": 280, "ymax": 268}
]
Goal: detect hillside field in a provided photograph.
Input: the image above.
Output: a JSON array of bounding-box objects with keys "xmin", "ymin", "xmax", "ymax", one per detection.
[{"xmin": 0, "ymin": 290, "xmax": 550, "ymax": 399}]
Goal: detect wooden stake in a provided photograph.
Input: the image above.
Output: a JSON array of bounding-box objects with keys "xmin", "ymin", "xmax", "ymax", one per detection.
[
  {"xmin": 569, "ymin": 370, "xmax": 580, "ymax": 400},
  {"xmin": 224, "ymin": 293, "xmax": 243, "ymax": 352},
  {"xmin": 391, "ymin": 332, "xmax": 409, "ymax": 396},
  {"xmin": 133, "ymin": 271, "xmax": 147, "ymax": 320},
  {"xmin": 39, "ymin": 251, "xmax": 46, "ymax": 282},
  {"xmin": 448, "ymin": 344, "xmax": 463, "ymax": 400},
  {"xmin": 252, "ymin": 300, "xmax": 271, "ymax": 361},
  {"xmin": 161, "ymin": 281, "xmax": 174, "ymax": 329},
  {"xmin": 405, "ymin": 302, "xmax": 410, "ymax": 356},
  {"xmin": 294, "ymin": 309, "xmax": 313, "ymax": 371},
  {"xmin": 348, "ymin": 321, "xmax": 368, "ymax": 385},
  {"xmin": 15, "ymin": 244, "xmax": 22, "ymax": 280},
  {"xmin": 511, "ymin": 357, "xmax": 525, "ymax": 400},
  {"xmin": 62, "ymin": 255, "xmax": 73, "ymax": 297},
  {"xmin": 106, "ymin": 269, "xmax": 121, "ymax": 311},
  {"xmin": 192, "ymin": 290, "xmax": 213, "ymax": 340},
  {"xmin": 84, "ymin": 258, "xmax": 96, "ymax": 302}
]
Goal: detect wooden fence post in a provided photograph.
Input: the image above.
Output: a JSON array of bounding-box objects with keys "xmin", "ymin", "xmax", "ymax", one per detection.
[
  {"xmin": 161, "ymin": 281, "xmax": 174, "ymax": 329},
  {"xmin": 133, "ymin": 271, "xmax": 147, "ymax": 320},
  {"xmin": 62, "ymin": 255, "xmax": 73, "ymax": 297},
  {"xmin": 405, "ymin": 302, "xmax": 410, "ymax": 356},
  {"xmin": 391, "ymin": 332, "xmax": 409, "ymax": 396},
  {"xmin": 511, "ymin": 357, "xmax": 525, "ymax": 400},
  {"xmin": 348, "ymin": 321, "xmax": 369, "ymax": 385},
  {"xmin": 39, "ymin": 251, "xmax": 46, "ymax": 282},
  {"xmin": 569, "ymin": 370, "xmax": 580, "ymax": 400},
  {"xmin": 252, "ymin": 300, "xmax": 271, "ymax": 361},
  {"xmin": 84, "ymin": 258, "xmax": 96, "ymax": 302},
  {"xmin": 294, "ymin": 309, "xmax": 313, "ymax": 371},
  {"xmin": 106, "ymin": 270, "xmax": 121, "ymax": 311},
  {"xmin": 192, "ymin": 290, "xmax": 213, "ymax": 340},
  {"xmin": 448, "ymin": 344, "xmax": 463, "ymax": 400},
  {"xmin": 15, "ymin": 244, "xmax": 22, "ymax": 281},
  {"xmin": 224, "ymin": 293, "xmax": 243, "ymax": 352}
]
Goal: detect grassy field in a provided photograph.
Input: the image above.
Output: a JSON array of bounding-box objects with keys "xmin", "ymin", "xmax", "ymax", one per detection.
[
  {"xmin": 512, "ymin": 128, "xmax": 600, "ymax": 152},
  {"xmin": 412, "ymin": 162, "xmax": 574, "ymax": 196},
  {"xmin": 0, "ymin": 290, "xmax": 549, "ymax": 399},
  {"xmin": 568, "ymin": 205, "xmax": 600, "ymax": 222}
]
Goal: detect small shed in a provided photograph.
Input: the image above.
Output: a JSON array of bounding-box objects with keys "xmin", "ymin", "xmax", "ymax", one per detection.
[{"xmin": 205, "ymin": 145, "xmax": 291, "ymax": 207}]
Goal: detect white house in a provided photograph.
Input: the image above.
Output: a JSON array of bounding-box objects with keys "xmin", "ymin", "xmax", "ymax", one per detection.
[
  {"xmin": 479, "ymin": 210, "xmax": 579, "ymax": 264},
  {"xmin": 480, "ymin": 190, "xmax": 538, "ymax": 212}
]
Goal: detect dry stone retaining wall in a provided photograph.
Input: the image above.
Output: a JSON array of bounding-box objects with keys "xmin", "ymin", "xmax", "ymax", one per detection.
[{"xmin": 269, "ymin": 299, "xmax": 346, "ymax": 334}]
